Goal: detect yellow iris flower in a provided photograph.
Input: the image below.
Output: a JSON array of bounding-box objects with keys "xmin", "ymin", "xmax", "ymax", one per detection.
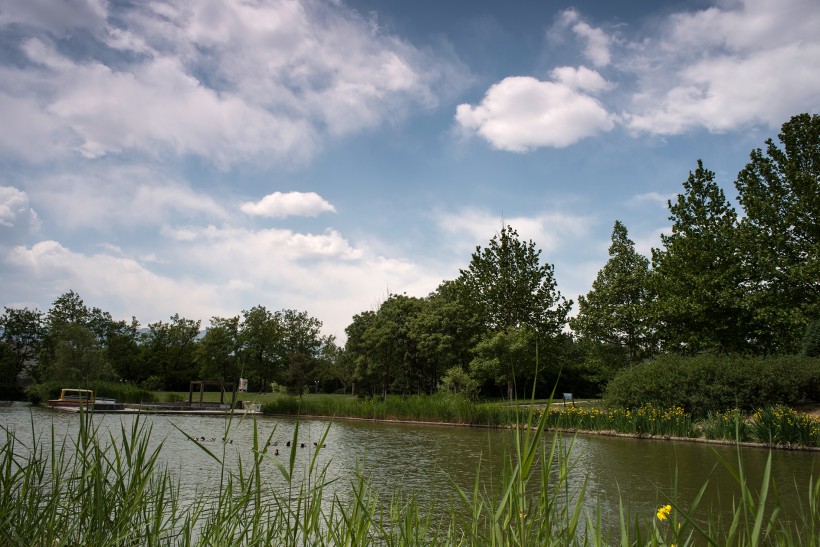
[{"xmin": 656, "ymin": 504, "xmax": 672, "ymax": 521}]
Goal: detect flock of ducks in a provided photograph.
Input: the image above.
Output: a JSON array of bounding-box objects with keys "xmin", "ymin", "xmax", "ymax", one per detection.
[{"xmin": 192, "ymin": 436, "xmax": 327, "ymax": 456}]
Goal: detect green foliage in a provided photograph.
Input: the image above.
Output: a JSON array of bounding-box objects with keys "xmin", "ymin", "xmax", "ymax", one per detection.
[
  {"xmin": 803, "ymin": 319, "xmax": 820, "ymax": 357},
  {"xmin": 458, "ymin": 224, "xmax": 571, "ymax": 334},
  {"xmin": 195, "ymin": 315, "xmax": 241, "ymax": 382},
  {"xmin": 571, "ymin": 220, "xmax": 653, "ymax": 363},
  {"xmin": 699, "ymin": 409, "xmax": 751, "ymax": 441},
  {"xmin": 546, "ymin": 403, "xmax": 695, "ymax": 438},
  {"xmin": 604, "ymin": 353, "xmax": 820, "ymax": 417},
  {"xmin": 439, "ymin": 366, "xmax": 479, "ymax": 400},
  {"xmin": 752, "ymin": 404, "xmax": 820, "ymax": 446},
  {"xmin": 458, "ymin": 224, "xmax": 571, "ymax": 399},
  {"xmin": 735, "ymin": 113, "xmax": 820, "ymax": 352},
  {"xmin": 140, "ymin": 313, "xmax": 201, "ymax": 390},
  {"xmin": 650, "ymin": 161, "xmax": 753, "ymax": 354}
]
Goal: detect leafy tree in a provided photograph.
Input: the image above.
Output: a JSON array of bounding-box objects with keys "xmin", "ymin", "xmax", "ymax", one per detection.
[
  {"xmin": 196, "ymin": 316, "xmax": 240, "ymax": 382},
  {"xmin": 0, "ymin": 306, "xmax": 44, "ymax": 388},
  {"xmin": 571, "ymin": 220, "xmax": 653, "ymax": 364},
  {"xmin": 459, "ymin": 225, "xmax": 571, "ymax": 334},
  {"xmin": 141, "ymin": 314, "xmax": 201, "ymax": 390},
  {"xmin": 314, "ymin": 336, "xmax": 349, "ymax": 393},
  {"xmin": 802, "ymin": 319, "xmax": 820, "ymax": 358},
  {"xmin": 469, "ymin": 326, "xmax": 536, "ymax": 398},
  {"xmin": 51, "ymin": 323, "xmax": 113, "ymax": 385},
  {"xmin": 37, "ymin": 291, "xmax": 130, "ymax": 384},
  {"xmin": 344, "ymin": 310, "xmax": 376, "ymax": 395},
  {"xmin": 351, "ymin": 295, "xmax": 426, "ymax": 397},
  {"xmin": 458, "ymin": 224, "xmax": 571, "ymax": 399},
  {"xmin": 410, "ymin": 280, "xmax": 484, "ymax": 385},
  {"xmin": 439, "ymin": 366, "xmax": 479, "ymax": 400},
  {"xmin": 105, "ymin": 317, "xmax": 144, "ymax": 383},
  {"xmin": 238, "ymin": 306, "xmax": 282, "ymax": 392},
  {"xmin": 651, "ymin": 161, "xmax": 752, "ymax": 354},
  {"xmin": 276, "ymin": 309, "xmax": 325, "ymax": 394},
  {"xmin": 735, "ymin": 113, "xmax": 820, "ymax": 352}
]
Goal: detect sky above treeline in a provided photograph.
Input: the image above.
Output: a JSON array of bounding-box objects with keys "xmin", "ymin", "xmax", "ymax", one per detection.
[{"xmin": 1, "ymin": 0, "xmax": 818, "ymax": 340}]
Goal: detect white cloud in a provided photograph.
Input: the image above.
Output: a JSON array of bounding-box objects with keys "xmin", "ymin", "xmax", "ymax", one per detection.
[
  {"xmin": 630, "ymin": 191, "xmax": 672, "ymax": 208},
  {"xmin": 0, "ymin": 0, "xmax": 467, "ymax": 167},
  {"xmin": 0, "ymin": 186, "xmax": 38, "ymax": 229},
  {"xmin": 554, "ymin": 9, "xmax": 612, "ymax": 68},
  {"xmin": 28, "ymin": 166, "xmax": 229, "ymax": 231},
  {"xmin": 241, "ymin": 191, "xmax": 336, "ymax": 218},
  {"xmin": 455, "ymin": 75, "xmax": 614, "ymax": 151},
  {"xmin": 3, "ymin": 227, "xmax": 446, "ymax": 338},
  {"xmin": 5, "ymin": 240, "xmax": 229, "ymax": 325},
  {"xmin": 625, "ymin": 0, "xmax": 820, "ymax": 134},
  {"xmin": 0, "ymin": 0, "xmax": 108, "ymax": 34},
  {"xmin": 551, "ymin": 66, "xmax": 613, "ymax": 93},
  {"xmin": 436, "ymin": 208, "xmax": 592, "ymax": 255}
]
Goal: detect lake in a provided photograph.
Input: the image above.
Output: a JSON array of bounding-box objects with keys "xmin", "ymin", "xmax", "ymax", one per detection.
[{"xmin": 2, "ymin": 402, "xmax": 817, "ymax": 538}]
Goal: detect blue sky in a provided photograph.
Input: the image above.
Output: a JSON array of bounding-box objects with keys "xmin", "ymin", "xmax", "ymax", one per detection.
[{"xmin": 1, "ymin": 0, "xmax": 819, "ymax": 340}]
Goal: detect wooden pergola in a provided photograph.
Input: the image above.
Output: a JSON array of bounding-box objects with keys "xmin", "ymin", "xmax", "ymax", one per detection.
[{"xmin": 188, "ymin": 380, "xmax": 238, "ymax": 408}]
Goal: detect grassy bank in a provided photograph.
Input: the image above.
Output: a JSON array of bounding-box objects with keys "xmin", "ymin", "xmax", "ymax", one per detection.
[
  {"xmin": 260, "ymin": 394, "xmax": 820, "ymax": 448},
  {"xmin": 2, "ymin": 406, "xmax": 818, "ymax": 545}
]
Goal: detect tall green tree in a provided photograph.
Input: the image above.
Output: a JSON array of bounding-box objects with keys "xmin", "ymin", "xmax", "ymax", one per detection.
[
  {"xmin": 238, "ymin": 306, "xmax": 282, "ymax": 392},
  {"xmin": 141, "ymin": 314, "xmax": 201, "ymax": 390},
  {"xmin": 51, "ymin": 323, "xmax": 112, "ymax": 385},
  {"xmin": 0, "ymin": 306, "xmax": 44, "ymax": 388},
  {"xmin": 735, "ymin": 113, "xmax": 820, "ymax": 352},
  {"xmin": 458, "ymin": 224, "xmax": 571, "ymax": 399},
  {"xmin": 105, "ymin": 317, "xmax": 144, "ymax": 384},
  {"xmin": 410, "ymin": 280, "xmax": 484, "ymax": 386},
  {"xmin": 571, "ymin": 221, "xmax": 653, "ymax": 366},
  {"xmin": 651, "ymin": 161, "xmax": 751, "ymax": 354},
  {"xmin": 277, "ymin": 309, "xmax": 325, "ymax": 394},
  {"xmin": 196, "ymin": 316, "xmax": 240, "ymax": 382},
  {"xmin": 344, "ymin": 310, "xmax": 376, "ymax": 395}
]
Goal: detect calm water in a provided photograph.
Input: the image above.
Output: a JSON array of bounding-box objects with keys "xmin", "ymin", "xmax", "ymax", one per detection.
[{"xmin": 2, "ymin": 403, "xmax": 817, "ymax": 535}]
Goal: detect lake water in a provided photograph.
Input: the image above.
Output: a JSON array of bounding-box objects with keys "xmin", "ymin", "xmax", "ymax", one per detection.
[{"xmin": 2, "ymin": 403, "xmax": 817, "ymax": 537}]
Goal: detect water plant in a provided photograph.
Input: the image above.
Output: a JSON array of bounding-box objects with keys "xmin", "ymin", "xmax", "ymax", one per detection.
[{"xmin": 751, "ymin": 404, "xmax": 820, "ymax": 447}]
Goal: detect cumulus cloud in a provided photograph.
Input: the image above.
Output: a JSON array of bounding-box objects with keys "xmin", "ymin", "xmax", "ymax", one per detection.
[
  {"xmin": 624, "ymin": 0, "xmax": 820, "ymax": 134},
  {"xmin": 241, "ymin": 191, "xmax": 336, "ymax": 218},
  {"xmin": 0, "ymin": 0, "xmax": 466, "ymax": 166},
  {"xmin": 3, "ymin": 228, "xmax": 445, "ymax": 337},
  {"xmin": 28, "ymin": 166, "xmax": 229, "ymax": 231},
  {"xmin": 436, "ymin": 208, "xmax": 592, "ymax": 255},
  {"xmin": 558, "ymin": 9, "xmax": 612, "ymax": 68},
  {"xmin": 455, "ymin": 74, "xmax": 614, "ymax": 151},
  {"xmin": 0, "ymin": 186, "xmax": 38, "ymax": 228}
]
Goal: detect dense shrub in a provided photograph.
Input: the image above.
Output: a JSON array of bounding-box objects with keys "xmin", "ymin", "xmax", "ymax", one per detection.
[
  {"xmin": 603, "ymin": 354, "xmax": 820, "ymax": 417},
  {"xmin": 803, "ymin": 319, "xmax": 820, "ymax": 357}
]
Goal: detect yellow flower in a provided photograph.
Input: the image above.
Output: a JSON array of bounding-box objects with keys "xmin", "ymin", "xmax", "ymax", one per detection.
[{"xmin": 656, "ymin": 504, "xmax": 672, "ymax": 521}]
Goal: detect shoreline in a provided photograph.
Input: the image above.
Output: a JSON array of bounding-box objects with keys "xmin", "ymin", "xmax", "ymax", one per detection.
[{"xmin": 260, "ymin": 411, "xmax": 820, "ymax": 452}]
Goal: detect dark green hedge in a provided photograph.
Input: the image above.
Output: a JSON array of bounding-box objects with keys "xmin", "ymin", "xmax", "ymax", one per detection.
[{"xmin": 603, "ymin": 354, "xmax": 820, "ymax": 418}]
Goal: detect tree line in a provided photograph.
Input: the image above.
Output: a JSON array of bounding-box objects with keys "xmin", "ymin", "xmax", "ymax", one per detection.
[{"xmin": 1, "ymin": 113, "xmax": 818, "ymax": 400}]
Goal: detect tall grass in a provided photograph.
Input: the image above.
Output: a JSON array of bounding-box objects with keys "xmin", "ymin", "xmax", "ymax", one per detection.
[{"xmin": 2, "ymin": 406, "xmax": 819, "ymax": 545}]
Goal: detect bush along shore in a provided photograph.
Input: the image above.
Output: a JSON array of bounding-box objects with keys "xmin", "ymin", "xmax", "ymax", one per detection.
[
  {"xmin": 2, "ymin": 405, "xmax": 819, "ymax": 545},
  {"xmin": 261, "ymin": 395, "xmax": 820, "ymax": 449}
]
